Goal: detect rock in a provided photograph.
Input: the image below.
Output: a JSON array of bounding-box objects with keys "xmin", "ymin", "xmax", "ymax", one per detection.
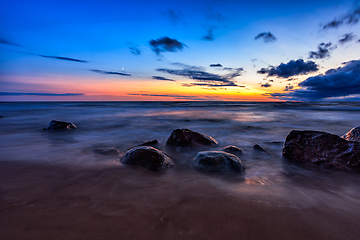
[
  {"xmin": 138, "ymin": 139, "xmax": 159, "ymax": 146},
  {"xmin": 253, "ymin": 144, "xmax": 266, "ymax": 152},
  {"xmin": 283, "ymin": 130, "xmax": 360, "ymax": 170},
  {"xmin": 43, "ymin": 120, "xmax": 76, "ymax": 130},
  {"xmin": 120, "ymin": 146, "xmax": 175, "ymax": 171},
  {"xmin": 166, "ymin": 128, "xmax": 218, "ymax": 147},
  {"xmin": 192, "ymin": 151, "xmax": 245, "ymax": 173},
  {"xmin": 342, "ymin": 126, "xmax": 360, "ymax": 142},
  {"xmin": 219, "ymin": 145, "xmax": 244, "ymax": 156},
  {"xmin": 92, "ymin": 147, "xmax": 120, "ymax": 156}
]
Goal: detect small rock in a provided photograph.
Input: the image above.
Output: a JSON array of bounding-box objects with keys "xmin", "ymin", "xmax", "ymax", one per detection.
[
  {"xmin": 283, "ymin": 130, "xmax": 360, "ymax": 170},
  {"xmin": 219, "ymin": 145, "xmax": 244, "ymax": 156},
  {"xmin": 43, "ymin": 120, "xmax": 76, "ymax": 130},
  {"xmin": 120, "ymin": 146, "xmax": 175, "ymax": 171},
  {"xmin": 166, "ymin": 128, "xmax": 218, "ymax": 147},
  {"xmin": 192, "ymin": 151, "xmax": 245, "ymax": 173},
  {"xmin": 138, "ymin": 139, "xmax": 159, "ymax": 146},
  {"xmin": 253, "ymin": 144, "xmax": 266, "ymax": 152},
  {"xmin": 342, "ymin": 126, "xmax": 360, "ymax": 142},
  {"xmin": 92, "ymin": 147, "xmax": 120, "ymax": 156}
]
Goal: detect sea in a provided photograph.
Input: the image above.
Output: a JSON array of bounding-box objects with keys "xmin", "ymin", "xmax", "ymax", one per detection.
[{"xmin": 1, "ymin": 101, "xmax": 360, "ymax": 240}]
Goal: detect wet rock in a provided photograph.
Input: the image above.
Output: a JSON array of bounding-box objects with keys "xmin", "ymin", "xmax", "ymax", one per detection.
[
  {"xmin": 92, "ymin": 147, "xmax": 120, "ymax": 156},
  {"xmin": 43, "ymin": 120, "xmax": 76, "ymax": 130},
  {"xmin": 192, "ymin": 151, "xmax": 245, "ymax": 173},
  {"xmin": 120, "ymin": 146, "xmax": 175, "ymax": 171},
  {"xmin": 342, "ymin": 126, "xmax": 360, "ymax": 142},
  {"xmin": 283, "ymin": 130, "xmax": 360, "ymax": 170},
  {"xmin": 219, "ymin": 145, "xmax": 244, "ymax": 156},
  {"xmin": 138, "ymin": 139, "xmax": 159, "ymax": 147},
  {"xmin": 166, "ymin": 128, "xmax": 218, "ymax": 147},
  {"xmin": 253, "ymin": 144, "xmax": 266, "ymax": 152}
]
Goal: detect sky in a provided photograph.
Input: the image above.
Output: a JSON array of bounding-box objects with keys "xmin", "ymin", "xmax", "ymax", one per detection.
[{"xmin": 0, "ymin": 0, "xmax": 360, "ymax": 101}]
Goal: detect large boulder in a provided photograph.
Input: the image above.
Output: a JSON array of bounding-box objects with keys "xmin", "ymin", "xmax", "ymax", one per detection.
[
  {"xmin": 120, "ymin": 146, "xmax": 175, "ymax": 171},
  {"xmin": 342, "ymin": 127, "xmax": 360, "ymax": 142},
  {"xmin": 219, "ymin": 145, "xmax": 244, "ymax": 156},
  {"xmin": 43, "ymin": 120, "xmax": 76, "ymax": 130},
  {"xmin": 166, "ymin": 128, "xmax": 218, "ymax": 147},
  {"xmin": 283, "ymin": 130, "xmax": 360, "ymax": 170},
  {"xmin": 192, "ymin": 151, "xmax": 245, "ymax": 173}
]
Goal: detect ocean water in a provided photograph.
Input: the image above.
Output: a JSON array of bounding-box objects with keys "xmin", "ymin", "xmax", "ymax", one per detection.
[{"xmin": 1, "ymin": 101, "xmax": 360, "ymax": 239}]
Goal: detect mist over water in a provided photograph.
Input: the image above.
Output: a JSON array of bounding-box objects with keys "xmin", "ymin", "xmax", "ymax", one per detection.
[{"xmin": 1, "ymin": 101, "xmax": 360, "ymax": 239}]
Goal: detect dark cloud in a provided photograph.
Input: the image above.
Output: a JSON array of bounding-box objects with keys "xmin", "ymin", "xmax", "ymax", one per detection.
[
  {"xmin": 205, "ymin": 9, "xmax": 226, "ymax": 22},
  {"xmin": 127, "ymin": 43, "xmax": 141, "ymax": 55},
  {"xmin": 157, "ymin": 64, "xmax": 244, "ymax": 88},
  {"xmin": 309, "ymin": 42, "xmax": 336, "ymax": 59},
  {"xmin": 0, "ymin": 37, "xmax": 21, "ymax": 47},
  {"xmin": 162, "ymin": 9, "xmax": 185, "ymax": 26},
  {"xmin": 254, "ymin": 32, "xmax": 277, "ymax": 43},
  {"xmin": 268, "ymin": 60, "xmax": 360, "ymax": 100},
  {"xmin": 283, "ymin": 84, "xmax": 294, "ymax": 91},
  {"xmin": 91, "ymin": 69, "xmax": 131, "ymax": 76},
  {"xmin": 268, "ymin": 79, "xmax": 274, "ymax": 82},
  {"xmin": 182, "ymin": 82, "xmax": 239, "ymax": 87},
  {"xmin": 323, "ymin": 7, "xmax": 360, "ymax": 29},
  {"xmin": 152, "ymin": 76, "xmax": 175, "ymax": 81},
  {"xmin": 257, "ymin": 59, "xmax": 318, "ymax": 78},
  {"xmin": 149, "ymin": 36, "xmax": 185, "ymax": 55},
  {"xmin": 38, "ymin": 55, "xmax": 87, "ymax": 63},
  {"xmin": 339, "ymin": 33, "xmax": 356, "ymax": 44},
  {"xmin": 261, "ymin": 83, "xmax": 272, "ymax": 88},
  {"xmin": 210, "ymin": 63, "xmax": 222, "ymax": 67},
  {"xmin": 202, "ymin": 27, "xmax": 215, "ymax": 41},
  {"xmin": 0, "ymin": 92, "xmax": 83, "ymax": 96}
]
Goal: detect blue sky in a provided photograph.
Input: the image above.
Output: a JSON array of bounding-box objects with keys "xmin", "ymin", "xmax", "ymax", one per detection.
[{"xmin": 1, "ymin": 0, "xmax": 360, "ymax": 101}]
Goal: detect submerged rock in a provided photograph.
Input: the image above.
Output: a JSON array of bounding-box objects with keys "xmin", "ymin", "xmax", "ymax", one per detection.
[
  {"xmin": 138, "ymin": 139, "xmax": 159, "ymax": 147},
  {"xmin": 253, "ymin": 144, "xmax": 267, "ymax": 152},
  {"xmin": 342, "ymin": 126, "xmax": 360, "ymax": 142},
  {"xmin": 120, "ymin": 146, "xmax": 175, "ymax": 171},
  {"xmin": 192, "ymin": 151, "xmax": 245, "ymax": 173},
  {"xmin": 219, "ymin": 145, "xmax": 244, "ymax": 156},
  {"xmin": 283, "ymin": 130, "xmax": 360, "ymax": 170},
  {"xmin": 43, "ymin": 120, "xmax": 77, "ymax": 130},
  {"xmin": 166, "ymin": 128, "xmax": 218, "ymax": 147},
  {"xmin": 92, "ymin": 147, "xmax": 120, "ymax": 156}
]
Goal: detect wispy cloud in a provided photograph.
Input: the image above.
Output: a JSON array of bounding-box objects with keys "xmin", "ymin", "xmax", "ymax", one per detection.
[
  {"xmin": 323, "ymin": 6, "xmax": 360, "ymax": 29},
  {"xmin": 339, "ymin": 33, "xmax": 356, "ymax": 44},
  {"xmin": 0, "ymin": 92, "xmax": 83, "ymax": 96},
  {"xmin": 91, "ymin": 69, "xmax": 131, "ymax": 76},
  {"xmin": 309, "ymin": 42, "xmax": 336, "ymax": 59},
  {"xmin": 149, "ymin": 36, "xmax": 186, "ymax": 55},
  {"xmin": 152, "ymin": 76, "xmax": 175, "ymax": 81},
  {"xmin": 0, "ymin": 37, "xmax": 22, "ymax": 47},
  {"xmin": 267, "ymin": 59, "xmax": 360, "ymax": 100},
  {"xmin": 38, "ymin": 55, "xmax": 88, "ymax": 63},
  {"xmin": 255, "ymin": 32, "xmax": 277, "ymax": 43},
  {"xmin": 127, "ymin": 42, "xmax": 141, "ymax": 55},
  {"xmin": 257, "ymin": 59, "xmax": 318, "ymax": 78},
  {"xmin": 162, "ymin": 9, "xmax": 185, "ymax": 26},
  {"xmin": 202, "ymin": 26, "xmax": 215, "ymax": 41}
]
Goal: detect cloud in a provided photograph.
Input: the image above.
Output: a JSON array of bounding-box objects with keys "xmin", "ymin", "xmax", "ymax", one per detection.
[
  {"xmin": 91, "ymin": 69, "xmax": 131, "ymax": 76},
  {"xmin": 210, "ymin": 63, "xmax": 222, "ymax": 67},
  {"xmin": 309, "ymin": 42, "xmax": 336, "ymax": 59},
  {"xmin": 204, "ymin": 9, "xmax": 227, "ymax": 22},
  {"xmin": 339, "ymin": 33, "xmax": 356, "ymax": 44},
  {"xmin": 127, "ymin": 43, "xmax": 141, "ymax": 55},
  {"xmin": 323, "ymin": 7, "xmax": 360, "ymax": 29},
  {"xmin": 202, "ymin": 27, "xmax": 215, "ymax": 41},
  {"xmin": 283, "ymin": 84, "xmax": 294, "ymax": 91},
  {"xmin": 0, "ymin": 92, "xmax": 83, "ymax": 96},
  {"xmin": 257, "ymin": 59, "xmax": 318, "ymax": 78},
  {"xmin": 38, "ymin": 55, "xmax": 87, "ymax": 63},
  {"xmin": 268, "ymin": 59, "xmax": 360, "ymax": 100},
  {"xmin": 162, "ymin": 9, "xmax": 185, "ymax": 26},
  {"xmin": 152, "ymin": 76, "xmax": 175, "ymax": 81},
  {"xmin": 268, "ymin": 79, "xmax": 274, "ymax": 82},
  {"xmin": 182, "ymin": 82, "xmax": 241, "ymax": 87},
  {"xmin": 127, "ymin": 93, "xmax": 215, "ymax": 101},
  {"xmin": 149, "ymin": 36, "xmax": 186, "ymax": 55},
  {"xmin": 156, "ymin": 64, "xmax": 244, "ymax": 87},
  {"xmin": 254, "ymin": 32, "xmax": 277, "ymax": 43},
  {"xmin": 0, "ymin": 37, "xmax": 21, "ymax": 47},
  {"xmin": 261, "ymin": 83, "xmax": 272, "ymax": 88}
]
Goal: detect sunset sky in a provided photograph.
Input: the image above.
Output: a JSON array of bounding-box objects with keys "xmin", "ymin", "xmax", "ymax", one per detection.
[{"xmin": 1, "ymin": 0, "xmax": 360, "ymax": 101}]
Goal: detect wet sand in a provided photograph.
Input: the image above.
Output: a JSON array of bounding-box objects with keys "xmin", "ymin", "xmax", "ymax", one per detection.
[{"xmin": 1, "ymin": 160, "xmax": 360, "ymax": 240}]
